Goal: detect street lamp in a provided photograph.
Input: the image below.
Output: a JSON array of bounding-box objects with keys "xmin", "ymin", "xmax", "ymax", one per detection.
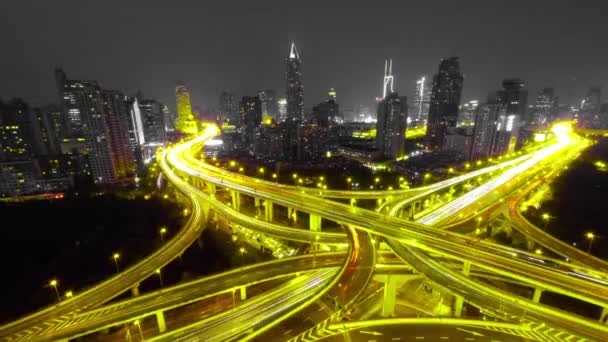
[
  {"xmin": 585, "ymin": 232, "xmax": 596, "ymax": 253},
  {"xmin": 65, "ymin": 290, "xmax": 73, "ymax": 299},
  {"xmin": 156, "ymin": 269, "xmax": 164, "ymax": 288},
  {"xmin": 49, "ymin": 279, "xmax": 60, "ymax": 302},
  {"xmin": 541, "ymin": 213, "xmax": 551, "ymax": 228},
  {"xmin": 159, "ymin": 227, "xmax": 167, "ymax": 243},
  {"xmin": 113, "ymin": 253, "xmax": 121, "ymax": 273}
]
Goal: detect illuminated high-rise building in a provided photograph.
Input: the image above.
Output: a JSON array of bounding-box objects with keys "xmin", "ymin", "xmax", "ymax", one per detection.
[
  {"xmin": 532, "ymin": 88, "xmax": 556, "ymax": 125},
  {"xmin": 458, "ymin": 100, "xmax": 479, "ymax": 125},
  {"xmin": 376, "ymin": 92, "xmax": 408, "ymax": 159},
  {"xmin": 0, "ymin": 99, "xmax": 44, "ymax": 161},
  {"xmin": 493, "ymin": 78, "xmax": 528, "ymax": 122},
  {"xmin": 138, "ymin": 98, "xmax": 166, "ymax": 145},
  {"xmin": 286, "ymin": 42, "xmax": 303, "ymax": 121},
  {"xmin": 220, "ymin": 91, "xmax": 239, "ymax": 125},
  {"xmin": 240, "ymin": 96, "xmax": 262, "ymax": 151},
  {"xmin": 581, "ymin": 87, "xmax": 601, "ymax": 113},
  {"xmin": 413, "ymin": 76, "xmax": 431, "ymax": 122},
  {"xmin": 258, "ymin": 90, "xmax": 278, "ymax": 120},
  {"xmin": 175, "ymin": 84, "xmax": 198, "ymax": 134},
  {"xmin": 55, "ymin": 69, "xmax": 135, "ymax": 184},
  {"xmin": 470, "ymin": 103, "xmax": 501, "ymax": 161},
  {"xmin": 277, "ymin": 98, "xmax": 287, "ymax": 121},
  {"xmin": 425, "ymin": 57, "xmax": 464, "ymax": 150}
]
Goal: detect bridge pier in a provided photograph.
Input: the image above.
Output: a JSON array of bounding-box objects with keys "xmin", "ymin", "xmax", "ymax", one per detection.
[
  {"xmin": 230, "ymin": 190, "xmax": 240, "ymax": 211},
  {"xmin": 350, "ymin": 198, "xmax": 357, "ymax": 206},
  {"xmin": 156, "ymin": 311, "xmax": 167, "ymax": 333},
  {"xmin": 207, "ymin": 182, "xmax": 216, "ymax": 195},
  {"xmin": 309, "ymin": 214, "xmax": 322, "ymax": 231},
  {"xmin": 254, "ymin": 197, "xmax": 261, "ymax": 208},
  {"xmin": 131, "ymin": 284, "xmax": 140, "ymax": 297},
  {"xmin": 264, "ymin": 200, "xmax": 273, "ymax": 222},
  {"xmin": 454, "ymin": 261, "xmax": 471, "ymax": 317},
  {"xmin": 376, "ymin": 274, "xmax": 410, "ymax": 317},
  {"xmin": 600, "ymin": 307, "xmax": 608, "ymax": 324},
  {"xmin": 532, "ymin": 287, "xmax": 544, "ymax": 303},
  {"xmin": 240, "ymin": 286, "xmax": 247, "ymax": 301}
]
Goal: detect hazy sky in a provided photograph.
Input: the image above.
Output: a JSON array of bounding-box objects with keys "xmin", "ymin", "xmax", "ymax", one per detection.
[{"xmin": 1, "ymin": 0, "xmax": 607, "ymax": 112}]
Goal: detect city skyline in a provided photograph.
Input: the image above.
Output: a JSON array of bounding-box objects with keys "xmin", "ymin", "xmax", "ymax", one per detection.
[{"xmin": 0, "ymin": 1, "xmax": 607, "ymax": 112}]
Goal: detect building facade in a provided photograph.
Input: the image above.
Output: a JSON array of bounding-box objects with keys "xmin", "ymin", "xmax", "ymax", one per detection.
[
  {"xmin": 425, "ymin": 57, "xmax": 464, "ymax": 150},
  {"xmin": 376, "ymin": 93, "xmax": 408, "ymax": 159},
  {"xmin": 286, "ymin": 42, "xmax": 303, "ymax": 121},
  {"xmin": 175, "ymin": 85, "xmax": 198, "ymax": 134}
]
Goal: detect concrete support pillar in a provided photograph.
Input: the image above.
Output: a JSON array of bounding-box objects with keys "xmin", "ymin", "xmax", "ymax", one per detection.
[
  {"xmin": 600, "ymin": 307, "xmax": 608, "ymax": 324},
  {"xmin": 309, "ymin": 214, "xmax": 322, "ymax": 231},
  {"xmin": 381, "ymin": 274, "xmax": 400, "ymax": 317},
  {"xmin": 230, "ymin": 190, "xmax": 240, "ymax": 211},
  {"xmin": 526, "ymin": 238, "xmax": 536, "ymax": 251},
  {"xmin": 207, "ymin": 182, "xmax": 216, "ymax": 195},
  {"xmin": 454, "ymin": 296, "xmax": 465, "ymax": 317},
  {"xmin": 131, "ymin": 285, "xmax": 140, "ymax": 297},
  {"xmin": 350, "ymin": 198, "xmax": 357, "ymax": 206},
  {"xmin": 254, "ymin": 197, "xmax": 261, "ymax": 208},
  {"xmin": 532, "ymin": 287, "xmax": 544, "ymax": 303},
  {"xmin": 156, "ymin": 311, "xmax": 167, "ymax": 333},
  {"xmin": 264, "ymin": 200, "xmax": 273, "ymax": 222},
  {"xmin": 240, "ymin": 286, "xmax": 247, "ymax": 301},
  {"xmin": 287, "ymin": 207, "xmax": 293, "ymax": 220},
  {"xmin": 377, "ymin": 198, "xmax": 383, "ymax": 208},
  {"xmin": 462, "ymin": 261, "xmax": 471, "ymax": 276}
]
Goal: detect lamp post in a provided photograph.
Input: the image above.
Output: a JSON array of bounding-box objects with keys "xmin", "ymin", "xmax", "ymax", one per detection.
[
  {"xmin": 541, "ymin": 213, "xmax": 550, "ymax": 228},
  {"xmin": 585, "ymin": 232, "xmax": 596, "ymax": 253},
  {"xmin": 65, "ymin": 290, "xmax": 73, "ymax": 299},
  {"xmin": 49, "ymin": 279, "xmax": 60, "ymax": 302},
  {"xmin": 113, "ymin": 253, "xmax": 120, "ymax": 273}
]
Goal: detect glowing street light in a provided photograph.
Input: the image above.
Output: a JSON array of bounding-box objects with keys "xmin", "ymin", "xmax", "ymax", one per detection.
[
  {"xmin": 65, "ymin": 290, "xmax": 73, "ymax": 299},
  {"xmin": 585, "ymin": 232, "xmax": 596, "ymax": 253},
  {"xmin": 535, "ymin": 248, "xmax": 543, "ymax": 255},
  {"xmin": 159, "ymin": 227, "xmax": 167, "ymax": 243},
  {"xmin": 49, "ymin": 279, "xmax": 60, "ymax": 301},
  {"xmin": 112, "ymin": 253, "xmax": 121, "ymax": 273}
]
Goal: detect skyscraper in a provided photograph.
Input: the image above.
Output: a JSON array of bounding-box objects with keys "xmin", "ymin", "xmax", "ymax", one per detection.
[
  {"xmin": 581, "ymin": 87, "xmax": 601, "ymax": 113},
  {"xmin": 286, "ymin": 42, "xmax": 303, "ymax": 121},
  {"xmin": 376, "ymin": 93, "xmax": 408, "ymax": 159},
  {"xmin": 138, "ymin": 99, "xmax": 166, "ymax": 145},
  {"xmin": 175, "ymin": 85, "xmax": 198, "ymax": 135},
  {"xmin": 458, "ymin": 100, "xmax": 479, "ymax": 125},
  {"xmin": 494, "ymin": 78, "xmax": 528, "ymax": 122},
  {"xmin": 470, "ymin": 103, "xmax": 501, "ymax": 161},
  {"xmin": 240, "ymin": 96, "xmax": 262, "ymax": 151},
  {"xmin": 532, "ymin": 88, "xmax": 556, "ymax": 125},
  {"xmin": 425, "ymin": 57, "xmax": 464, "ymax": 150},
  {"xmin": 219, "ymin": 91, "xmax": 239, "ymax": 126},
  {"xmin": 413, "ymin": 76, "xmax": 431, "ymax": 122},
  {"xmin": 382, "ymin": 59, "xmax": 394, "ymax": 99},
  {"xmin": 258, "ymin": 90, "xmax": 278, "ymax": 120},
  {"xmin": 312, "ymin": 91, "xmax": 340, "ymax": 127},
  {"xmin": 55, "ymin": 69, "xmax": 136, "ymax": 184},
  {"xmin": 277, "ymin": 98, "xmax": 287, "ymax": 121},
  {"xmin": 0, "ymin": 99, "xmax": 44, "ymax": 161}
]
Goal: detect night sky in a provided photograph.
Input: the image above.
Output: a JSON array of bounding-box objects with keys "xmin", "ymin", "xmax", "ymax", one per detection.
[{"xmin": 1, "ymin": 0, "xmax": 607, "ymax": 112}]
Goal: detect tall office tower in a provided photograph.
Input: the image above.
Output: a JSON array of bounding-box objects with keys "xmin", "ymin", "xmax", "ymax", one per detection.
[
  {"xmin": 413, "ymin": 76, "xmax": 431, "ymax": 122},
  {"xmin": 0, "ymin": 98, "xmax": 45, "ymax": 161},
  {"xmin": 277, "ymin": 98, "xmax": 287, "ymax": 121},
  {"xmin": 458, "ymin": 100, "xmax": 479, "ymax": 125},
  {"xmin": 286, "ymin": 41, "xmax": 303, "ymax": 121},
  {"xmin": 33, "ymin": 105, "xmax": 63, "ymax": 155},
  {"xmin": 376, "ymin": 93, "xmax": 408, "ymax": 159},
  {"xmin": 239, "ymin": 96, "xmax": 262, "ymax": 151},
  {"xmin": 258, "ymin": 89, "xmax": 278, "ymax": 119},
  {"xmin": 532, "ymin": 88, "xmax": 556, "ymax": 125},
  {"xmin": 491, "ymin": 110, "xmax": 518, "ymax": 157},
  {"xmin": 219, "ymin": 91, "xmax": 239, "ymax": 125},
  {"xmin": 425, "ymin": 57, "xmax": 464, "ymax": 150},
  {"xmin": 55, "ymin": 69, "xmax": 135, "ymax": 184},
  {"xmin": 470, "ymin": 103, "xmax": 501, "ymax": 161},
  {"xmin": 138, "ymin": 99, "xmax": 166, "ymax": 145},
  {"xmin": 581, "ymin": 87, "xmax": 601, "ymax": 112},
  {"xmin": 175, "ymin": 85, "xmax": 198, "ymax": 134},
  {"xmin": 55, "ymin": 67, "xmax": 101, "ymax": 137},
  {"xmin": 494, "ymin": 78, "xmax": 528, "ymax": 122},
  {"xmin": 312, "ymin": 94, "xmax": 339, "ymax": 127},
  {"xmin": 162, "ymin": 104, "xmax": 174, "ymax": 132},
  {"xmin": 99, "ymin": 91, "xmax": 137, "ymax": 182}
]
